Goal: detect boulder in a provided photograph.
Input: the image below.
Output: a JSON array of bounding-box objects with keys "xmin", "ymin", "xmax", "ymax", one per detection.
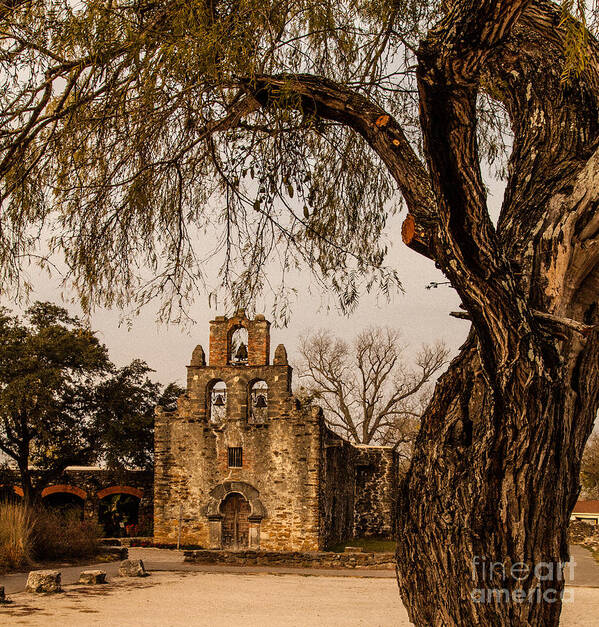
[
  {"xmin": 25, "ymin": 570, "xmax": 62, "ymax": 593},
  {"xmin": 78, "ymin": 570, "xmax": 107, "ymax": 585},
  {"xmin": 118, "ymin": 559, "xmax": 147, "ymax": 577}
]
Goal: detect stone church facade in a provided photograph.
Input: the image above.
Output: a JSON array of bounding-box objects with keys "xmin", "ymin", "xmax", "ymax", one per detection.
[{"xmin": 154, "ymin": 311, "xmax": 399, "ymax": 551}]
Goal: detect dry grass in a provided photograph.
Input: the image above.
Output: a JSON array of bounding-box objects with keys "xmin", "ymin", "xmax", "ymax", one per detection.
[
  {"xmin": 0, "ymin": 501, "xmax": 102, "ymax": 572},
  {"xmin": 0, "ymin": 501, "xmax": 34, "ymax": 572}
]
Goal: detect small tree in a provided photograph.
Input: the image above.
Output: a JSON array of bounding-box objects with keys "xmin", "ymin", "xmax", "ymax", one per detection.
[
  {"xmin": 298, "ymin": 328, "xmax": 448, "ymax": 453},
  {"xmin": 92, "ymin": 360, "xmax": 184, "ymax": 471},
  {"xmin": 581, "ymin": 434, "xmax": 599, "ymax": 499},
  {"xmin": 0, "ymin": 302, "xmax": 111, "ymax": 503}
]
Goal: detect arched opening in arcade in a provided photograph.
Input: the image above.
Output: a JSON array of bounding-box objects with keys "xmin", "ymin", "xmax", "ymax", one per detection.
[
  {"xmin": 98, "ymin": 487, "xmax": 142, "ymax": 537},
  {"xmin": 42, "ymin": 486, "xmax": 86, "ymax": 520}
]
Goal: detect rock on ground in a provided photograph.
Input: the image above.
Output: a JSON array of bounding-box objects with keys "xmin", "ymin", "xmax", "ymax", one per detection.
[
  {"xmin": 118, "ymin": 559, "xmax": 147, "ymax": 577},
  {"xmin": 25, "ymin": 570, "xmax": 62, "ymax": 593},
  {"xmin": 78, "ymin": 570, "xmax": 107, "ymax": 585}
]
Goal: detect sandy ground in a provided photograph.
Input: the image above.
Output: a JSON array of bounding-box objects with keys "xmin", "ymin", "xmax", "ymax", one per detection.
[{"xmin": 2, "ymin": 571, "xmax": 599, "ymax": 627}]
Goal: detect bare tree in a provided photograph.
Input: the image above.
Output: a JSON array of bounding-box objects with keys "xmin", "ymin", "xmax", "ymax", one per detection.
[{"xmin": 298, "ymin": 328, "xmax": 448, "ymax": 454}]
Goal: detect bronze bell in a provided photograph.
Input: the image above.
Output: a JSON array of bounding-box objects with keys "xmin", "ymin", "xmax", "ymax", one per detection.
[
  {"xmin": 235, "ymin": 342, "xmax": 248, "ymax": 361},
  {"xmin": 213, "ymin": 394, "xmax": 225, "ymax": 407},
  {"xmin": 255, "ymin": 394, "xmax": 267, "ymax": 408}
]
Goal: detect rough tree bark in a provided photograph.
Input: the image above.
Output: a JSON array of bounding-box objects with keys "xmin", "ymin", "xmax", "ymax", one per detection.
[{"xmin": 394, "ymin": 2, "xmax": 599, "ymax": 625}]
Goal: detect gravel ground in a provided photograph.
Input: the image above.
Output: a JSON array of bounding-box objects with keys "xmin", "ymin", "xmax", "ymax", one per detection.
[{"xmin": 2, "ymin": 571, "xmax": 599, "ymax": 626}]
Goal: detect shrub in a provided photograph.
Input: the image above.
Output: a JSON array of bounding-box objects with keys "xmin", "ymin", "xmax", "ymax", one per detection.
[
  {"xmin": 0, "ymin": 501, "xmax": 103, "ymax": 571},
  {"xmin": 32, "ymin": 508, "xmax": 102, "ymax": 561},
  {"xmin": 0, "ymin": 501, "xmax": 34, "ymax": 572}
]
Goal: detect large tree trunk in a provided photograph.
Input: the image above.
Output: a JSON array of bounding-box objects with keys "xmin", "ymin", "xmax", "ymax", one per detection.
[
  {"xmin": 394, "ymin": 2, "xmax": 599, "ymax": 625},
  {"xmin": 397, "ymin": 330, "xmax": 599, "ymax": 625},
  {"xmin": 18, "ymin": 459, "xmax": 36, "ymax": 507}
]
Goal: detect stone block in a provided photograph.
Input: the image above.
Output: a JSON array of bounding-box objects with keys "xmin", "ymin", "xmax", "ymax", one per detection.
[
  {"xmin": 25, "ymin": 570, "xmax": 62, "ymax": 593},
  {"xmin": 104, "ymin": 546, "xmax": 128, "ymax": 559},
  {"xmin": 119, "ymin": 559, "xmax": 148, "ymax": 577},
  {"xmin": 78, "ymin": 570, "xmax": 107, "ymax": 585}
]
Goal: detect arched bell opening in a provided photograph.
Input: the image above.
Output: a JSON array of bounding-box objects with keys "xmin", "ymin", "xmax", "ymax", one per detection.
[
  {"xmin": 248, "ymin": 379, "xmax": 268, "ymax": 424},
  {"xmin": 228, "ymin": 326, "xmax": 248, "ymax": 365},
  {"xmin": 207, "ymin": 379, "xmax": 227, "ymax": 422}
]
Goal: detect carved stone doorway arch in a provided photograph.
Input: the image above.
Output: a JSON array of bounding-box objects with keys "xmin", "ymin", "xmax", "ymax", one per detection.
[{"xmin": 204, "ymin": 481, "xmax": 265, "ymax": 549}]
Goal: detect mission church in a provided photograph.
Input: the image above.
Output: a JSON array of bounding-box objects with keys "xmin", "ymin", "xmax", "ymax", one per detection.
[{"xmin": 154, "ymin": 310, "xmax": 399, "ymax": 551}]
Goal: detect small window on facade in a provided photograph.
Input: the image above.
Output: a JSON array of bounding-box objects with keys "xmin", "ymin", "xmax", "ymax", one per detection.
[{"xmin": 228, "ymin": 447, "xmax": 243, "ymax": 468}]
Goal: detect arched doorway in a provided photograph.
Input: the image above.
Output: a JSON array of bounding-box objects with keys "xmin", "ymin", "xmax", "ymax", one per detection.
[
  {"xmin": 98, "ymin": 494, "xmax": 140, "ymax": 537},
  {"xmin": 41, "ymin": 485, "xmax": 86, "ymax": 520},
  {"xmin": 220, "ymin": 493, "xmax": 251, "ymax": 549},
  {"xmin": 205, "ymin": 481, "xmax": 266, "ymax": 549},
  {"xmin": 97, "ymin": 487, "xmax": 143, "ymax": 537}
]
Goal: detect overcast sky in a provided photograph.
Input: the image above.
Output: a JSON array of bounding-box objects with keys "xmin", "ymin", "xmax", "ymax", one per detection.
[{"xmin": 1, "ymin": 178, "xmax": 507, "ymax": 388}]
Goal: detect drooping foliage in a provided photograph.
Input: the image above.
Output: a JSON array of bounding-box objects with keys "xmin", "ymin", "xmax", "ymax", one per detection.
[{"xmin": 0, "ymin": 0, "xmax": 515, "ymax": 321}]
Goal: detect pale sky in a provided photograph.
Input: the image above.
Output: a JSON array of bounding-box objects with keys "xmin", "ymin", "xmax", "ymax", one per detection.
[{"xmin": 1, "ymin": 180, "xmax": 506, "ymax": 389}]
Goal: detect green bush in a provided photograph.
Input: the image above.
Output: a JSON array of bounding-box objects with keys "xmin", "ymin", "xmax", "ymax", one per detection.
[
  {"xmin": 32, "ymin": 508, "xmax": 102, "ymax": 560},
  {"xmin": 0, "ymin": 501, "xmax": 34, "ymax": 572}
]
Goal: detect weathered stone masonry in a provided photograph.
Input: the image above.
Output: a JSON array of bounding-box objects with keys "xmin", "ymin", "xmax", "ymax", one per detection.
[{"xmin": 154, "ymin": 311, "xmax": 400, "ymax": 551}]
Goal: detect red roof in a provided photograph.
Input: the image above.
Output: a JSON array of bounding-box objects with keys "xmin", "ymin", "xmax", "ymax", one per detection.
[{"xmin": 573, "ymin": 500, "xmax": 599, "ymax": 514}]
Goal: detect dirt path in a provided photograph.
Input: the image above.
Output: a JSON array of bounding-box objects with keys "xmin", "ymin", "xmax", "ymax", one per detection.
[{"xmin": 2, "ymin": 571, "xmax": 599, "ymax": 626}]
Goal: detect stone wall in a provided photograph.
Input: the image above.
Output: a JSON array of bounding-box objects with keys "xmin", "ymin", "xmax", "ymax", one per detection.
[
  {"xmin": 319, "ymin": 429, "xmax": 356, "ymax": 548},
  {"xmin": 154, "ymin": 323, "xmax": 325, "ymax": 550},
  {"xmin": 352, "ymin": 446, "xmax": 400, "ymax": 538},
  {"xmin": 569, "ymin": 520, "xmax": 599, "ymax": 553},
  {"xmin": 154, "ymin": 398, "xmax": 324, "ymax": 550},
  {"xmin": 154, "ymin": 311, "xmax": 401, "ymax": 553},
  {"xmin": 183, "ymin": 548, "xmax": 396, "ymax": 569}
]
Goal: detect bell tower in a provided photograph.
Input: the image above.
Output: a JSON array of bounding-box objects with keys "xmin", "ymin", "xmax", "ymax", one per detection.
[{"xmin": 208, "ymin": 309, "xmax": 270, "ymax": 367}]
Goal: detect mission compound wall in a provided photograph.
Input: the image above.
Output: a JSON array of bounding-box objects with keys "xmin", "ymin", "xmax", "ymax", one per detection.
[{"xmin": 154, "ymin": 310, "xmax": 399, "ymax": 551}]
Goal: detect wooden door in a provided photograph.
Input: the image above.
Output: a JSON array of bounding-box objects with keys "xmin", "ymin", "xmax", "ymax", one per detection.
[{"xmin": 220, "ymin": 493, "xmax": 251, "ymax": 549}]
